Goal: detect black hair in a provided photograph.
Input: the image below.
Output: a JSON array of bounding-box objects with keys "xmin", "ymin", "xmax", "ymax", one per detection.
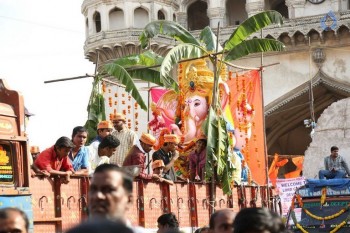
[
  {"xmin": 331, "ymin": 146, "xmax": 339, "ymax": 152},
  {"xmin": 0, "ymin": 207, "xmax": 30, "ymax": 231},
  {"xmin": 233, "ymin": 208, "xmax": 281, "ymax": 233},
  {"xmin": 157, "ymin": 212, "xmax": 179, "ymax": 230},
  {"xmin": 98, "ymin": 135, "xmax": 120, "ymax": 150},
  {"xmin": 66, "ymin": 219, "xmax": 133, "ymax": 233},
  {"xmin": 55, "ymin": 136, "xmax": 74, "ymax": 149},
  {"xmin": 94, "ymin": 163, "xmax": 133, "ymax": 194},
  {"xmin": 72, "ymin": 126, "xmax": 87, "ymax": 139},
  {"xmin": 197, "ymin": 139, "xmax": 207, "ymax": 145}
]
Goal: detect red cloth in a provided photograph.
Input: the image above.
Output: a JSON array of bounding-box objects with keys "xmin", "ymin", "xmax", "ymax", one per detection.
[
  {"xmin": 123, "ymin": 145, "xmax": 152, "ymax": 179},
  {"xmin": 34, "ymin": 146, "xmax": 74, "ymax": 172},
  {"xmin": 189, "ymin": 149, "xmax": 206, "ymax": 179}
]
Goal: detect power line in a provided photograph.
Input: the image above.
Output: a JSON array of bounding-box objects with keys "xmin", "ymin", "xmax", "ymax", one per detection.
[{"xmin": 0, "ymin": 15, "xmax": 84, "ymax": 34}]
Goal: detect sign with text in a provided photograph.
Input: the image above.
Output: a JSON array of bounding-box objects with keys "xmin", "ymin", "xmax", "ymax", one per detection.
[
  {"xmin": 276, "ymin": 177, "xmax": 306, "ymax": 216},
  {"xmin": 0, "ymin": 143, "xmax": 14, "ymax": 184}
]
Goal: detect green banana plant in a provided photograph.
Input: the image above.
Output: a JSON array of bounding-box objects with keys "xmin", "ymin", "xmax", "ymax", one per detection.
[{"xmin": 84, "ymin": 75, "xmax": 106, "ymax": 144}]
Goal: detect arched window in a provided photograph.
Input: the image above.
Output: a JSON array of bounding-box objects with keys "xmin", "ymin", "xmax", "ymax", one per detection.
[
  {"xmin": 158, "ymin": 10, "xmax": 165, "ymax": 20},
  {"xmin": 266, "ymin": 0, "xmax": 288, "ymax": 19},
  {"xmin": 187, "ymin": 1, "xmax": 209, "ymax": 30},
  {"xmin": 93, "ymin": 12, "xmax": 101, "ymax": 33},
  {"xmin": 226, "ymin": 0, "xmax": 247, "ymax": 26},
  {"xmin": 85, "ymin": 18, "xmax": 89, "ymax": 37},
  {"xmin": 173, "ymin": 13, "xmax": 176, "ymax": 22},
  {"xmin": 109, "ymin": 8, "xmax": 125, "ymax": 30},
  {"xmin": 134, "ymin": 7, "xmax": 149, "ymax": 28}
]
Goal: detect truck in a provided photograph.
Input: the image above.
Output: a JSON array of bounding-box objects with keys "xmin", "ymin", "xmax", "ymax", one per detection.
[
  {"xmin": 286, "ymin": 179, "xmax": 350, "ymax": 232},
  {"xmin": 0, "ymin": 78, "xmax": 279, "ymax": 233}
]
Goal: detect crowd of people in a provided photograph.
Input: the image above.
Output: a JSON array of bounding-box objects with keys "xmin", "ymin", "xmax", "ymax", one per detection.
[
  {"xmin": 0, "ymin": 163, "xmax": 290, "ymax": 233},
  {"xmin": 0, "ymin": 112, "xmax": 293, "ymax": 232},
  {"xmin": 28, "ymin": 112, "xmax": 208, "ymax": 183}
]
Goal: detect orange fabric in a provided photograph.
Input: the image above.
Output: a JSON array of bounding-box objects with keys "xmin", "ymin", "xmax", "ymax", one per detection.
[
  {"xmin": 164, "ymin": 134, "xmax": 179, "ymax": 144},
  {"xmin": 30, "ymin": 146, "xmax": 40, "ymax": 154},
  {"xmin": 97, "ymin": 120, "xmax": 113, "ymax": 129},
  {"xmin": 140, "ymin": 133, "xmax": 156, "ymax": 146},
  {"xmin": 284, "ymin": 156, "xmax": 304, "ymax": 178},
  {"xmin": 227, "ymin": 70, "xmax": 266, "ymax": 185},
  {"xmin": 113, "ymin": 113, "xmax": 126, "ymax": 121},
  {"xmin": 152, "ymin": 159, "xmax": 165, "ymax": 170}
]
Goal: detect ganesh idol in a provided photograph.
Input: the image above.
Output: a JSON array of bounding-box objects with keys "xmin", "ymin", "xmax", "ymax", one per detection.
[{"xmin": 148, "ymin": 59, "xmax": 254, "ymax": 180}]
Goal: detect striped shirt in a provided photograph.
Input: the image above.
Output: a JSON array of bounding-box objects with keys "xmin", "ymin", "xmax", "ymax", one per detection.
[
  {"xmin": 324, "ymin": 155, "xmax": 350, "ymax": 175},
  {"xmin": 110, "ymin": 127, "xmax": 138, "ymax": 166}
]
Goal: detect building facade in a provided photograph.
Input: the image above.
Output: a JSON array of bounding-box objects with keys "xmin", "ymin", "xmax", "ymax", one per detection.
[{"xmin": 82, "ymin": 0, "xmax": 350, "ymax": 178}]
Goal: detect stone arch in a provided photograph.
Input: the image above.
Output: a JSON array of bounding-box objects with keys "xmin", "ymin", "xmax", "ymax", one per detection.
[
  {"xmin": 93, "ymin": 11, "xmax": 101, "ymax": 33},
  {"xmin": 278, "ymin": 33, "xmax": 291, "ymax": 46},
  {"xmin": 225, "ymin": 0, "xmax": 247, "ymax": 26},
  {"xmin": 85, "ymin": 18, "xmax": 89, "ymax": 37},
  {"xmin": 158, "ymin": 10, "xmax": 166, "ymax": 20},
  {"xmin": 337, "ymin": 25, "xmax": 350, "ymax": 40},
  {"xmin": 265, "ymin": 0, "xmax": 288, "ymax": 19},
  {"xmin": 109, "ymin": 7, "xmax": 125, "ymax": 30},
  {"xmin": 265, "ymin": 71, "xmax": 350, "ymax": 156},
  {"xmin": 134, "ymin": 7, "xmax": 149, "ymax": 28},
  {"xmin": 187, "ymin": 1, "xmax": 209, "ymax": 30},
  {"xmin": 307, "ymin": 29, "xmax": 320, "ymax": 43},
  {"xmin": 293, "ymin": 31, "xmax": 306, "ymax": 45}
]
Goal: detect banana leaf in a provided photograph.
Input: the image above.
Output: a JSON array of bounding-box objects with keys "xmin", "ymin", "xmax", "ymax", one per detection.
[
  {"xmin": 104, "ymin": 63, "xmax": 148, "ymax": 110},
  {"xmin": 114, "ymin": 50, "xmax": 164, "ymax": 67},
  {"xmin": 224, "ymin": 38, "xmax": 285, "ymax": 61},
  {"xmin": 84, "ymin": 77, "xmax": 106, "ymax": 144},
  {"xmin": 139, "ymin": 20, "xmax": 200, "ymax": 49},
  {"xmin": 224, "ymin": 11, "xmax": 283, "ymax": 51},
  {"xmin": 204, "ymin": 106, "xmax": 218, "ymax": 180},
  {"xmin": 199, "ymin": 26, "xmax": 223, "ymax": 52}
]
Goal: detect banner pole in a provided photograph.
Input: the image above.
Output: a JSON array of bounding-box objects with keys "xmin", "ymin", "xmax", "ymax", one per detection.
[{"xmin": 260, "ymin": 29, "xmax": 270, "ymax": 209}]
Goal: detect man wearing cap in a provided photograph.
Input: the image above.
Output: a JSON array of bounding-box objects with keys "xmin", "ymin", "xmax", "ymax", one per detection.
[
  {"xmin": 123, "ymin": 133, "xmax": 160, "ymax": 180},
  {"xmin": 90, "ymin": 120, "xmax": 114, "ymax": 145},
  {"xmin": 34, "ymin": 136, "xmax": 75, "ymax": 183},
  {"xmin": 152, "ymin": 134, "xmax": 179, "ymax": 181},
  {"xmin": 111, "ymin": 113, "xmax": 138, "ymax": 166},
  {"xmin": 152, "ymin": 160, "xmax": 174, "ymax": 185}
]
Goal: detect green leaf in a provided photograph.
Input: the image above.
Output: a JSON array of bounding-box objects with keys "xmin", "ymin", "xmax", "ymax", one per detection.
[
  {"xmin": 84, "ymin": 77, "xmax": 106, "ymax": 144},
  {"xmin": 128, "ymin": 68, "xmax": 163, "ymax": 87},
  {"xmin": 199, "ymin": 26, "xmax": 222, "ymax": 52},
  {"xmin": 104, "ymin": 63, "xmax": 148, "ymax": 111},
  {"xmin": 224, "ymin": 38, "xmax": 285, "ymax": 61},
  {"xmin": 160, "ymin": 43, "xmax": 208, "ymax": 89},
  {"xmin": 114, "ymin": 50, "xmax": 164, "ymax": 67},
  {"xmin": 224, "ymin": 11, "xmax": 283, "ymax": 51},
  {"xmin": 204, "ymin": 107, "xmax": 218, "ymax": 180},
  {"xmin": 139, "ymin": 20, "xmax": 200, "ymax": 49}
]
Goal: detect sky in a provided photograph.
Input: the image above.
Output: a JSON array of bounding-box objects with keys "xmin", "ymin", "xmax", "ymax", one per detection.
[{"xmin": 0, "ymin": 0, "xmax": 95, "ymax": 149}]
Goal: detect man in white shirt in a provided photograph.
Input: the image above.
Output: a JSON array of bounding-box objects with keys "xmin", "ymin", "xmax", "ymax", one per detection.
[
  {"xmin": 111, "ymin": 113, "xmax": 138, "ymax": 166},
  {"xmin": 88, "ymin": 134, "xmax": 120, "ymax": 174}
]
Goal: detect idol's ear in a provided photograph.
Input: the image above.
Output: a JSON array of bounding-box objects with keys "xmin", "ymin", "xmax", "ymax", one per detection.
[{"xmin": 219, "ymin": 82, "xmax": 230, "ymax": 109}]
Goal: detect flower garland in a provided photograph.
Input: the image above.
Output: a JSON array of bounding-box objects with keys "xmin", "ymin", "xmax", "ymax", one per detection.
[{"xmin": 290, "ymin": 193, "xmax": 350, "ymax": 233}]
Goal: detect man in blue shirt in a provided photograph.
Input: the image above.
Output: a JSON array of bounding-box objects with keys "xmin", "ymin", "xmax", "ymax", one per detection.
[{"xmin": 69, "ymin": 126, "xmax": 89, "ymax": 175}]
